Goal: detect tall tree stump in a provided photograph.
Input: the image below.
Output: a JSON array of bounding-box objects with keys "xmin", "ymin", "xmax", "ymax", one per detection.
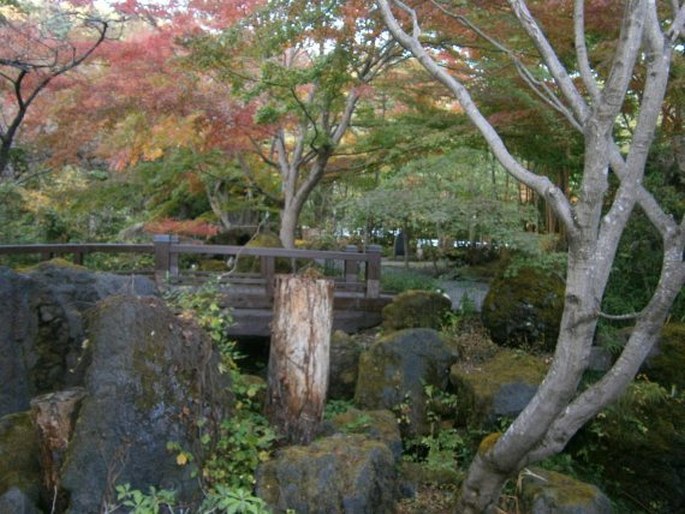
[
  {"xmin": 266, "ymin": 274, "xmax": 334, "ymax": 444},
  {"xmin": 30, "ymin": 387, "xmax": 86, "ymax": 512}
]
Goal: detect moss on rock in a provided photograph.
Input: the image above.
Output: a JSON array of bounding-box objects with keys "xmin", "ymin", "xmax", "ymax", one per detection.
[
  {"xmin": 382, "ymin": 290, "xmax": 453, "ymax": 331},
  {"xmin": 255, "ymin": 433, "xmax": 397, "ymax": 513},
  {"xmin": 519, "ymin": 467, "xmax": 612, "ymax": 514},
  {"xmin": 0, "ymin": 411, "xmax": 41, "ymax": 501},
  {"xmin": 450, "ymin": 349, "xmax": 547, "ymax": 426},
  {"xmin": 481, "ymin": 266, "xmax": 565, "ymax": 352}
]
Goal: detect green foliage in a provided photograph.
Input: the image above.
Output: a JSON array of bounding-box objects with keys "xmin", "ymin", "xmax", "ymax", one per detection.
[
  {"xmin": 380, "ymin": 268, "xmax": 438, "ymax": 293},
  {"xmin": 108, "ymin": 484, "xmax": 177, "ymax": 514},
  {"xmin": 200, "ymin": 485, "xmax": 271, "ymax": 514},
  {"xmin": 163, "ymin": 279, "xmax": 237, "ymax": 369},
  {"xmin": 601, "ymin": 151, "xmax": 685, "ymax": 323},
  {"xmin": 201, "ymin": 396, "xmax": 277, "ymax": 490},
  {"xmin": 568, "ymin": 377, "xmax": 685, "ymax": 513},
  {"xmin": 107, "ymin": 483, "xmax": 272, "ymax": 514},
  {"xmin": 162, "ymin": 282, "xmax": 278, "ymax": 492},
  {"xmin": 403, "ymin": 384, "xmax": 471, "ymax": 477},
  {"xmin": 323, "ymin": 399, "xmax": 356, "ymax": 420},
  {"xmin": 405, "ymin": 428, "xmax": 466, "ymax": 476},
  {"xmin": 341, "ymin": 148, "xmax": 537, "ymax": 250}
]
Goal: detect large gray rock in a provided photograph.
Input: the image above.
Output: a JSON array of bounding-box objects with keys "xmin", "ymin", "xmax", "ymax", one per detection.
[
  {"xmin": 354, "ymin": 328, "xmax": 457, "ymax": 436},
  {"xmin": 256, "ymin": 433, "xmax": 397, "ymax": 514},
  {"xmin": 450, "ymin": 349, "xmax": 547, "ymax": 427},
  {"xmin": 61, "ymin": 295, "xmax": 232, "ymax": 514},
  {"xmin": 0, "ymin": 263, "xmax": 157, "ymax": 418},
  {"xmin": 519, "ymin": 468, "xmax": 613, "ymax": 514}
]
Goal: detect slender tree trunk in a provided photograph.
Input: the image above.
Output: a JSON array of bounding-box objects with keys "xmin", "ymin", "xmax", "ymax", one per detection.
[
  {"xmin": 265, "ymin": 274, "xmax": 334, "ymax": 444},
  {"xmin": 279, "ymin": 202, "xmax": 302, "ymax": 249}
]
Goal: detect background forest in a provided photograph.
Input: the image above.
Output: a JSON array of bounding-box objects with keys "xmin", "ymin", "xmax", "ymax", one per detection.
[
  {"xmin": 1, "ymin": 0, "xmax": 682, "ymax": 318},
  {"xmin": 1, "ymin": 0, "xmax": 684, "ymax": 513}
]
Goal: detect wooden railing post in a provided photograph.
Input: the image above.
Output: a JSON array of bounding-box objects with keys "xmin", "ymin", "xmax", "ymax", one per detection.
[
  {"xmin": 344, "ymin": 245, "xmax": 359, "ymax": 285},
  {"xmin": 153, "ymin": 234, "xmax": 180, "ymax": 280},
  {"xmin": 261, "ymin": 255, "xmax": 276, "ymax": 296},
  {"xmin": 365, "ymin": 244, "xmax": 382, "ymax": 298},
  {"xmin": 73, "ymin": 251, "xmax": 84, "ymax": 266}
]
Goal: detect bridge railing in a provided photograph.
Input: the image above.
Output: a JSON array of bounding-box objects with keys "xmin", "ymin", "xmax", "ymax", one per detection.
[{"xmin": 0, "ymin": 235, "xmax": 383, "ymax": 298}]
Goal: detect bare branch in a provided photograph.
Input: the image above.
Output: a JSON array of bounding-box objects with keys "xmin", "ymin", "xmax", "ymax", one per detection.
[
  {"xmin": 430, "ymin": 0, "xmax": 582, "ymax": 131},
  {"xmin": 573, "ymin": 0, "xmax": 600, "ymax": 102},
  {"xmin": 508, "ymin": 0, "xmax": 589, "ymax": 123},
  {"xmin": 377, "ymin": 0, "xmax": 578, "ymax": 237}
]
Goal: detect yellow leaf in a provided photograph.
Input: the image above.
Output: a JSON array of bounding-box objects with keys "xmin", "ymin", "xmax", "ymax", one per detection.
[{"xmin": 176, "ymin": 453, "xmax": 189, "ymax": 466}]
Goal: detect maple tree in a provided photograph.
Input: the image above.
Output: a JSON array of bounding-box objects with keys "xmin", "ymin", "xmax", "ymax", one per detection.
[
  {"xmin": 0, "ymin": 0, "xmax": 114, "ymax": 181},
  {"xmin": 26, "ymin": 1, "xmax": 275, "ymax": 237},
  {"xmin": 378, "ymin": 0, "xmax": 685, "ymax": 512},
  {"xmin": 184, "ymin": 0, "xmax": 402, "ymax": 247}
]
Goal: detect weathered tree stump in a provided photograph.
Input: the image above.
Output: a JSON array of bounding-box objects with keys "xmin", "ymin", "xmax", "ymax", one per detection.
[
  {"xmin": 265, "ymin": 274, "xmax": 334, "ymax": 444},
  {"xmin": 30, "ymin": 387, "xmax": 86, "ymax": 512}
]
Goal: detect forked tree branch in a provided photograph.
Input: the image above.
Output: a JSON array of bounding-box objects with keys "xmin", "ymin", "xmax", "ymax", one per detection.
[{"xmin": 377, "ymin": 0, "xmax": 578, "ymax": 238}]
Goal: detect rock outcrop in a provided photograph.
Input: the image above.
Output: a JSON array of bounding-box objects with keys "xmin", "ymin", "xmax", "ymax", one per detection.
[
  {"xmin": 481, "ymin": 266, "xmax": 564, "ymax": 352},
  {"xmin": 0, "ymin": 262, "xmax": 157, "ymax": 418},
  {"xmin": 61, "ymin": 295, "xmax": 232, "ymax": 513}
]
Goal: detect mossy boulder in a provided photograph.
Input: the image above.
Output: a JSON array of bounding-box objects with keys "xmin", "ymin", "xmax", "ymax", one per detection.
[
  {"xmin": 481, "ymin": 267, "xmax": 565, "ymax": 352},
  {"xmin": 0, "ymin": 411, "xmax": 41, "ymax": 509},
  {"xmin": 382, "ymin": 290, "xmax": 453, "ymax": 331},
  {"xmin": 450, "ymin": 349, "xmax": 547, "ymax": 427},
  {"xmin": 354, "ymin": 328, "xmax": 458, "ymax": 436},
  {"xmin": 255, "ymin": 433, "xmax": 398, "ymax": 513},
  {"xmin": 643, "ymin": 322, "xmax": 685, "ymax": 390},
  {"xmin": 519, "ymin": 467, "xmax": 612, "ymax": 514},
  {"xmin": 60, "ymin": 295, "xmax": 233, "ymax": 513},
  {"xmin": 331, "ymin": 408, "xmax": 402, "ymax": 460}
]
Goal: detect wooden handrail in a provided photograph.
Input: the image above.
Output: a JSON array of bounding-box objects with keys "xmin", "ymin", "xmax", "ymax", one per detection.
[{"xmin": 0, "ymin": 235, "xmax": 384, "ymax": 298}]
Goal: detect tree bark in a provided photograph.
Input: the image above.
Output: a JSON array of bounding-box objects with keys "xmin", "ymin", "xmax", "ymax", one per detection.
[{"xmin": 265, "ymin": 274, "xmax": 334, "ymax": 445}]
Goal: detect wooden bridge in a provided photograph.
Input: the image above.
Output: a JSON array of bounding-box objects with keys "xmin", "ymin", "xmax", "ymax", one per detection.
[{"xmin": 0, "ymin": 235, "xmax": 393, "ymax": 336}]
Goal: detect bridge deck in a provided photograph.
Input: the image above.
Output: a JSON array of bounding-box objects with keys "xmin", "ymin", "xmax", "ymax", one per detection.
[{"xmin": 203, "ymin": 284, "xmax": 393, "ymax": 337}]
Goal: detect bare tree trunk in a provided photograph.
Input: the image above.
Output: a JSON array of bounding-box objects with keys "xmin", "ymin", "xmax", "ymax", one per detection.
[
  {"xmin": 377, "ymin": 0, "xmax": 685, "ymax": 512},
  {"xmin": 279, "ymin": 202, "xmax": 302, "ymax": 249},
  {"xmin": 265, "ymin": 274, "xmax": 334, "ymax": 445},
  {"xmin": 30, "ymin": 387, "xmax": 86, "ymax": 513}
]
